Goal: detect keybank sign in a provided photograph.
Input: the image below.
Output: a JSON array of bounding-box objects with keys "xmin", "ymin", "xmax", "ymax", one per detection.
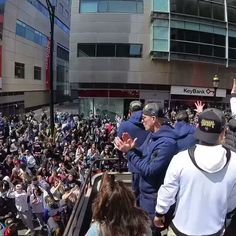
[{"xmin": 171, "ymin": 86, "xmax": 226, "ymax": 97}]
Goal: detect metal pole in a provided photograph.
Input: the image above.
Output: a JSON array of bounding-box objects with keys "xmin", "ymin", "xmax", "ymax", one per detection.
[
  {"xmin": 214, "ymin": 87, "xmax": 217, "ymax": 107},
  {"xmin": 46, "ymin": 0, "xmax": 55, "ymax": 137}
]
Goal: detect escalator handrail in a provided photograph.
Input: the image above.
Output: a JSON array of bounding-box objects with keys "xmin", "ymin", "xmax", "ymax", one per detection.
[{"xmin": 63, "ymin": 157, "xmax": 119, "ymax": 236}]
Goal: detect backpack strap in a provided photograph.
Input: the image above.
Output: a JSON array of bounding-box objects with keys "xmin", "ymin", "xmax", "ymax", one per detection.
[{"xmin": 188, "ymin": 145, "xmax": 231, "ymax": 173}]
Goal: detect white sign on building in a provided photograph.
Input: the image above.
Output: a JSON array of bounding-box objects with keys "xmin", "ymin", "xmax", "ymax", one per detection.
[{"xmin": 171, "ymin": 86, "xmax": 226, "ymax": 97}]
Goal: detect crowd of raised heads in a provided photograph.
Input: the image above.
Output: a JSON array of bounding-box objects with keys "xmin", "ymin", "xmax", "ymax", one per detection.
[
  {"xmin": 0, "ymin": 110, "xmax": 121, "ymax": 235},
  {"xmin": 0, "ymin": 101, "xmax": 234, "ymax": 235}
]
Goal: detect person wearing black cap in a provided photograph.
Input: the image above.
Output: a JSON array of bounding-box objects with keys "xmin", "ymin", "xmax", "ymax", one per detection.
[
  {"xmin": 115, "ymin": 102, "xmax": 179, "ymax": 236},
  {"xmin": 117, "ymin": 100, "xmax": 149, "ymax": 203},
  {"xmin": 154, "ymin": 108, "xmax": 236, "ymax": 236}
]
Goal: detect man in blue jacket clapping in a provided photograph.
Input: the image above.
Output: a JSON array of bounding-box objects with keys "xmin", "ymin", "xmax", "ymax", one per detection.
[{"xmin": 115, "ymin": 103, "xmax": 179, "ymax": 236}]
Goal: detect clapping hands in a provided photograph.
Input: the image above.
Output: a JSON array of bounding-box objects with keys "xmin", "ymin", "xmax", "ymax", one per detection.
[{"xmin": 114, "ymin": 132, "xmax": 137, "ymax": 153}]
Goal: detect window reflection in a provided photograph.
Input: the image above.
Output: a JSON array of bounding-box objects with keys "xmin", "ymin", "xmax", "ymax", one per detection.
[
  {"xmin": 77, "ymin": 43, "xmax": 142, "ymax": 58},
  {"xmin": 80, "ymin": 0, "xmax": 143, "ymax": 13},
  {"xmin": 170, "ymin": 0, "xmax": 224, "ymax": 21}
]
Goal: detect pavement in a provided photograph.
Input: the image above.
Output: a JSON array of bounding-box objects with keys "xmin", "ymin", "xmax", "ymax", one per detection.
[{"xmin": 17, "ymin": 219, "xmax": 49, "ymax": 236}]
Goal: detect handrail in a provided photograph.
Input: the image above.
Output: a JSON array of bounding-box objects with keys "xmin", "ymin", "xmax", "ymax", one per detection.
[{"xmin": 63, "ymin": 157, "xmax": 120, "ymax": 236}]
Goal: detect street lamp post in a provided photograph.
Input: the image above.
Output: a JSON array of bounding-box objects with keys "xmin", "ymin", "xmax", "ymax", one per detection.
[
  {"xmin": 46, "ymin": 0, "xmax": 56, "ymax": 137},
  {"xmin": 212, "ymin": 75, "xmax": 220, "ymax": 108}
]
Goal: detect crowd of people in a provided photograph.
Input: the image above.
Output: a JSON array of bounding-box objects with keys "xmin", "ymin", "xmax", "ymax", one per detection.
[
  {"xmin": 0, "ymin": 108, "xmax": 121, "ymax": 235},
  {"xmin": 0, "ymin": 81, "xmax": 236, "ymax": 236},
  {"xmin": 86, "ymin": 79, "xmax": 236, "ymax": 236}
]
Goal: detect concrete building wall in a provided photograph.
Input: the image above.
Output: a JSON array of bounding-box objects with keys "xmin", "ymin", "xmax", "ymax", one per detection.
[
  {"xmin": 70, "ymin": 0, "xmax": 235, "ymax": 91},
  {"xmin": 0, "ymin": 0, "xmax": 71, "ymax": 111}
]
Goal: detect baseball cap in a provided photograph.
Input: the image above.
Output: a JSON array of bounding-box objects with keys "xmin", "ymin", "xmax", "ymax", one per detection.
[
  {"xmin": 143, "ymin": 103, "xmax": 164, "ymax": 118},
  {"xmin": 194, "ymin": 108, "xmax": 225, "ymax": 145},
  {"xmin": 129, "ymin": 100, "xmax": 142, "ymax": 112}
]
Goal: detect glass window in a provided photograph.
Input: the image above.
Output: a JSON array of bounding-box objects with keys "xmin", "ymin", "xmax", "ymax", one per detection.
[
  {"xmin": 214, "ymin": 46, "xmax": 225, "ymax": 58},
  {"xmin": 0, "ymin": 2, "xmax": 5, "ymax": 15},
  {"xmin": 57, "ymin": 64, "xmax": 65, "ymax": 82},
  {"xmin": 171, "ymin": 20, "xmax": 185, "ymax": 29},
  {"xmin": 98, "ymin": 1, "xmax": 108, "ymax": 12},
  {"xmin": 34, "ymin": 31, "xmax": 42, "ymax": 45},
  {"xmin": 228, "ymin": 7, "xmax": 236, "ymax": 24},
  {"xmin": 170, "ymin": 28, "xmax": 185, "ymax": 40},
  {"xmin": 214, "ymin": 34, "xmax": 225, "ymax": 46},
  {"xmin": 108, "ymin": 1, "xmax": 137, "ymax": 13},
  {"xmin": 25, "ymin": 26, "xmax": 34, "ymax": 41},
  {"xmin": 153, "ymin": 0, "xmax": 169, "ymax": 12},
  {"xmin": 34, "ymin": 66, "xmax": 41, "ymax": 80},
  {"xmin": 170, "ymin": 0, "xmax": 183, "ymax": 13},
  {"xmin": 16, "ymin": 20, "xmax": 47, "ymax": 47},
  {"xmin": 137, "ymin": 1, "xmax": 143, "ymax": 13},
  {"xmin": 185, "ymin": 42, "xmax": 198, "ymax": 54},
  {"xmin": 15, "ymin": 62, "xmax": 25, "ymax": 79},
  {"xmin": 229, "ymin": 30, "xmax": 236, "ymax": 38},
  {"xmin": 57, "ymin": 45, "xmax": 69, "ymax": 61},
  {"xmin": 77, "ymin": 44, "xmax": 96, "ymax": 57},
  {"xmin": 212, "ymin": 3, "xmax": 224, "ymax": 21},
  {"xmin": 171, "ymin": 41, "xmax": 185, "ymax": 53},
  {"xmin": 229, "ymin": 37, "xmax": 236, "ymax": 48},
  {"xmin": 154, "ymin": 19, "xmax": 169, "ymax": 27},
  {"xmin": 199, "ymin": 24, "xmax": 213, "ymax": 33},
  {"xmin": 199, "ymin": 1, "xmax": 212, "ymax": 18},
  {"xmin": 116, "ymin": 44, "xmax": 130, "ymax": 57},
  {"xmin": 199, "ymin": 32, "xmax": 212, "ymax": 44},
  {"xmin": 80, "ymin": 1, "xmax": 98, "ymax": 12},
  {"xmin": 154, "ymin": 27, "xmax": 169, "ymax": 40},
  {"xmin": 42, "ymin": 36, "xmax": 48, "ymax": 47},
  {"xmin": 80, "ymin": 0, "xmax": 143, "ymax": 13},
  {"xmin": 130, "ymin": 44, "xmax": 142, "ymax": 57},
  {"xmin": 185, "ymin": 31, "xmax": 199, "ymax": 42},
  {"xmin": 199, "ymin": 44, "xmax": 212, "ymax": 56},
  {"xmin": 229, "ymin": 48, "xmax": 236, "ymax": 59},
  {"xmin": 97, "ymin": 44, "xmax": 115, "ymax": 57},
  {"xmin": 183, "ymin": 0, "xmax": 198, "ymax": 16},
  {"xmin": 153, "ymin": 39, "xmax": 169, "ymax": 52},
  {"xmin": 185, "ymin": 22, "xmax": 199, "ymax": 31},
  {"xmin": 16, "ymin": 21, "xmax": 26, "ymax": 37},
  {"xmin": 227, "ymin": 0, "xmax": 236, "ymax": 7},
  {"xmin": 213, "ymin": 27, "xmax": 226, "ymax": 36}
]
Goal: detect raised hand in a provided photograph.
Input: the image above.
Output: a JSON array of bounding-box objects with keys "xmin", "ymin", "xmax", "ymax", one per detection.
[
  {"xmin": 194, "ymin": 100, "xmax": 205, "ymax": 113},
  {"xmin": 231, "ymin": 78, "xmax": 236, "ymax": 94}
]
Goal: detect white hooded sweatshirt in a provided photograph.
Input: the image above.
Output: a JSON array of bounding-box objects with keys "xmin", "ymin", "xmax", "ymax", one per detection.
[{"xmin": 155, "ymin": 144, "xmax": 236, "ymax": 235}]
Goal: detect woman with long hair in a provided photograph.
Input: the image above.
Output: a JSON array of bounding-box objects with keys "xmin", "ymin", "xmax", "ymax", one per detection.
[{"xmin": 86, "ymin": 173, "xmax": 152, "ymax": 236}]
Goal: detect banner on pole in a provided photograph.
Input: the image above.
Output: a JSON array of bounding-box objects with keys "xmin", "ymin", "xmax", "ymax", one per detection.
[{"xmin": 45, "ymin": 38, "xmax": 51, "ymax": 90}]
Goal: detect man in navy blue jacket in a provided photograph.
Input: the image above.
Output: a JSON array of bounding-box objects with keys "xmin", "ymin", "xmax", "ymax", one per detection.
[
  {"xmin": 117, "ymin": 101, "xmax": 149, "ymax": 202},
  {"xmin": 115, "ymin": 103, "xmax": 179, "ymax": 236},
  {"xmin": 174, "ymin": 110, "xmax": 196, "ymax": 151}
]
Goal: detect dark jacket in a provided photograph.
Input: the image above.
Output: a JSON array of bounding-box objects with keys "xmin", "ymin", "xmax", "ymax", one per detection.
[
  {"xmin": 117, "ymin": 111, "xmax": 149, "ymax": 172},
  {"xmin": 224, "ymin": 119, "xmax": 236, "ymax": 153},
  {"xmin": 175, "ymin": 121, "xmax": 196, "ymax": 151},
  {"xmin": 128, "ymin": 124, "xmax": 178, "ymax": 218},
  {"xmin": 224, "ymin": 93, "xmax": 236, "ymax": 153}
]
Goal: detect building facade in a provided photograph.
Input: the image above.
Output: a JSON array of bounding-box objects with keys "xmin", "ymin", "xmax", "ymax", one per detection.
[
  {"xmin": 0, "ymin": 0, "xmax": 71, "ymax": 115},
  {"xmin": 70, "ymin": 0, "xmax": 236, "ymax": 118}
]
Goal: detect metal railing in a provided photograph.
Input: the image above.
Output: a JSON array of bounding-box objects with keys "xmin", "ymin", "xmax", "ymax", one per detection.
[{"xmin": 63, "ymin": 157, "xmax": 121, "ymax": 236}]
